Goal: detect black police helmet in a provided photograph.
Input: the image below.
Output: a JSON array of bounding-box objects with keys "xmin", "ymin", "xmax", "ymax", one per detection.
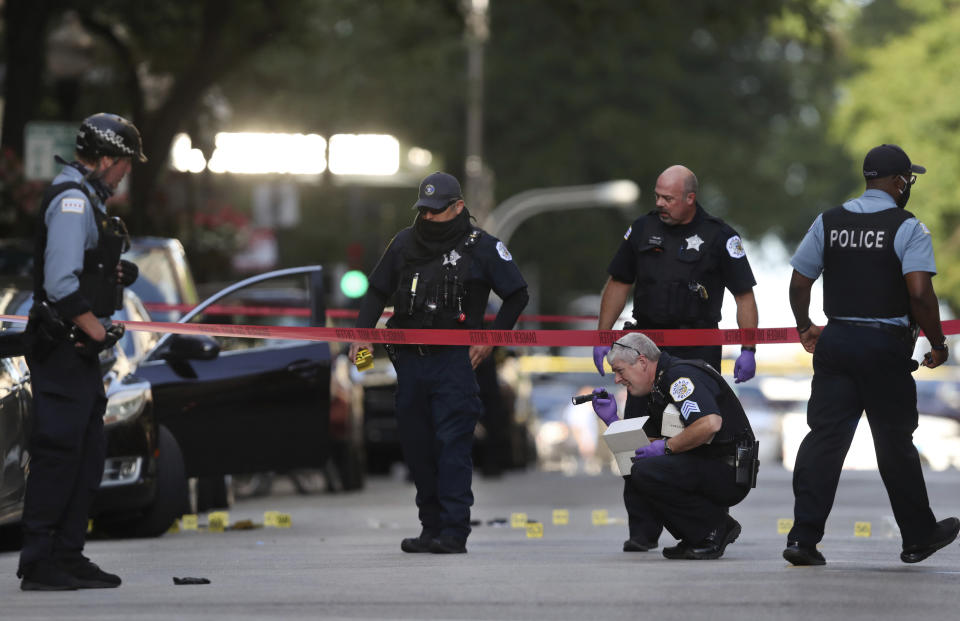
[{"xmin": 76, "ymin": 113, "xmax": 148, "ymax": 163}]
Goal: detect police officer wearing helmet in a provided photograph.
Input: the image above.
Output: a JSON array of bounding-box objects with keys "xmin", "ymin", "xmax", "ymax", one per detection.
[
  {"xmin": 349, "ymin": 172, "xmax": 528, "ymax": 554},
  {"xmin": 17, "ymin": 113, "xmax": 145, "ymax": 591},
  {"xmin": 785, "ymin": 144, "xmax": 958, "ymax": 566},
  {"xmin": 593, "ymin": 164, "xmax": 759, "ymax": 552},
  {"xmin": 591, "ymin": 332, "xmax": 757, "ymax": 559}
]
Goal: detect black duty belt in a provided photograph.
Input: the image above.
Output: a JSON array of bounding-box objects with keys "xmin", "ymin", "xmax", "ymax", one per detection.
[{"xmin": 828, "ymin": 319, "xmax": 911, "ymax": 340}]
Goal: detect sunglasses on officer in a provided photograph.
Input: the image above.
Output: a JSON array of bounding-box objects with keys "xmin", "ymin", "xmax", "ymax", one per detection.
[{"xmin": 417, "ymin": 199, "xmax": 460, "ymax": 216}]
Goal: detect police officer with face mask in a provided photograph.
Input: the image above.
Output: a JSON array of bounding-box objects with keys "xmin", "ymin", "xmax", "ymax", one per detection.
[
  {"xmin": 17, "ymin": 113, "xmax": 145, "ymax": 591},
  {"xmin": 593, "ymin": 164, "xmax": 759, "ymax": 552},
  {"xmin": 591, "ymin": 332, "xmax": 757, "ymax": 560},
  {"xmin": 349, "ymin": 172, "xmax": 528, "ymax": 554},
  {"xmin": 785, "ymin": 144, "xmax": 958, "ymax": 566}
]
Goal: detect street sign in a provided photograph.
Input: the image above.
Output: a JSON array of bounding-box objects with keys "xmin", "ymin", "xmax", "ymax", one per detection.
[{"xmin": 25, "ymin": 121, "xmax": 77, "ymax": 181}]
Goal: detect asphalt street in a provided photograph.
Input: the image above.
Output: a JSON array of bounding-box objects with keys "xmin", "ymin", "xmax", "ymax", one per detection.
[{"xmin": 2, "ymin": 464, "xmax": 960, "ymax": 620}]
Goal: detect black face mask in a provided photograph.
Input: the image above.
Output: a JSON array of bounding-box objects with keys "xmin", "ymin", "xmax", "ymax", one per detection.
[
  {"xmin": 408, "ymin": 207, "xmax": 472, "ymax": 261},
  {"xmin": 896, "ymin": 178, "xmax": 911, "ymax": 208}
]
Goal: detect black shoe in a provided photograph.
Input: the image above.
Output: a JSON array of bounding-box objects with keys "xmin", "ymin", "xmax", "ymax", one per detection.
[
  {"xmin": 901, "ymin": 517, "xmax": 960, "ymax": 564},
  {"xmin": 783, "ymin": 541, "xmax": 826, "ymax": 566},
  {"xmin": 429, "ymin": 535, "xmax": 467, "ymax": 554},
  {"xmin": 686, "ymin": 516, "xmax": 742, "ymax": 560},
  {"xmin": 623, "ymin": 538, "xmax": 658, "ymax": 552},
  {"xmin": 59, "ymin": 556, "xmax": 122, "ymax": 588},
  {"xmin": 18, "ymin": 560, "xmax": 82, "ymax": 591},
  {"xmin": 400, "ymin": 533, "xmax": 436, "ymax": 553},
  {"xmin": 662, "ymin": 541, "xmax": 691, "ymax": 559}
]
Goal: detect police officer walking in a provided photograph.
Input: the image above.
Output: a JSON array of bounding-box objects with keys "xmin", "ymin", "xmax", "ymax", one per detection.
[
  {"xmin": 784, "ymin": 144, "xmax": 958, "ymax": 566},
  {"xmin": 593, "ymin": 164, "xmax": 759, "ymax": 552},
  {"xmin": 591, "ymin": 332, "xmax": 757, "ymax": 559},
  {"xmin": 349, "ymin": 172, "xmax": 528, "ymax": 554},
  {"xmin": 18, "ymin": 113, "xmax": 145, "ymax": 590}
]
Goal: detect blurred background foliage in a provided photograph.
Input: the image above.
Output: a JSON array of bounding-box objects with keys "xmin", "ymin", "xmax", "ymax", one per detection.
[{"xmin": 1, "ymin": 0, "xmax": 958, "ymax": 314}]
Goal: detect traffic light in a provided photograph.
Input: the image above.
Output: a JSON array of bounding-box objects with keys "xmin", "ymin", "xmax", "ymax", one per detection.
[{"xmin": 340, "ymin": 270, "xmax": 369, "ymax": 298}]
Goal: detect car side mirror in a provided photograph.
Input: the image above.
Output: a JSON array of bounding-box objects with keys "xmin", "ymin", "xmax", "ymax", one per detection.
[{"xmin": 165, "ymin": 334, "xmax": 220, "ymax": 361}]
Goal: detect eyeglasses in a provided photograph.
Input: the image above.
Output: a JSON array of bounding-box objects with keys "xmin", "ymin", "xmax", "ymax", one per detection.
[
  {"xmin": 612, "ymin": 342, "xmax": 643, "ymax": 356},
  {"xmin": 899, "ymin": 174, "xmax": 917, "ymax": 186}
]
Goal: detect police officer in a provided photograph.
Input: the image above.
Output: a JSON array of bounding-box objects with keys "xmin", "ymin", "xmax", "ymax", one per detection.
[
  {"xmin": 593, "ymin": 164, "xmax": 759, "ymax": 552},
  {"xmin": 785, "ymin": 144, "xmax": 958, "ymax": 566},
  {"xmin": 349, "ymin": 172, "xmax": 528, "ymax": 554},
  {"xmin": 18, "ymin": 113, "xmax": 145, "ymax": 590},
  {"xmin": 591, "ymin": 332, "xmax": 756, "ymax": 559}
]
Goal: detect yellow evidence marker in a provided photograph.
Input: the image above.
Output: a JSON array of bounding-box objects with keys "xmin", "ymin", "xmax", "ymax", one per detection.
[
  {"xmin": 591, "ymin": 509, "xmax": 609, "ymax": 526},
  {"xmin": 208, "ymin": 511, "xmax": 230, "ymax": 533},
  {"xmin": 355, "ymin": 348, "xmax": 374, "ymax": 371},
  {"xmin": 854, "ymin": 521, "xmax": 872, "ymax": 538},
  {"xmin": 511, "ymin": 513, "xmax": 528, "ymax": 529},
  {"xmin": 777, "ymin": 519, "xmax": 794, "ymax": 535},
  {"xmin": 552, "ymin": 509, "xmax": 569, "ymax": 525},
  {"xmin": 526, "ymin": 522, "xmax": 544, "ymax": 539},
  {"xmin": 182, "ymin": 514, "xmax": 199, "ymax": 531}
]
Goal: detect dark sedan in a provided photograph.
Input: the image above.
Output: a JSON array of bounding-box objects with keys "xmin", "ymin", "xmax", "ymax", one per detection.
[{"xmin": 1, "ymin": 265, "xmax": 360, "ymax": 538}]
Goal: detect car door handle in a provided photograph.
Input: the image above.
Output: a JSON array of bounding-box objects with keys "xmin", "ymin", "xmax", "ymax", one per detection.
[{"xmin": 286, "ymin": 360, "xmax": 321, "ymax": 380}]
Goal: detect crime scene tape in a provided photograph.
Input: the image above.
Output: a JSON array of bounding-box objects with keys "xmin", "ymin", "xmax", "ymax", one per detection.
[
  {"xmin": 4, "ymin": 314, "xmax": 959, "ymax": 348},
  {"xmin": 142, "ymin": 302, "xmax": 598, "ymax": 324}
]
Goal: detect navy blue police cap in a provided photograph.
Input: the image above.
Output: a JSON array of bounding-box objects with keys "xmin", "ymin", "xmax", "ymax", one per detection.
[
  {"xmin": 414, "ymin": 172, "xmax": 463, "ymax": 210},
  {"xmin": 863, "ymin": 144, "xmax": 926, "ymax": 178}
]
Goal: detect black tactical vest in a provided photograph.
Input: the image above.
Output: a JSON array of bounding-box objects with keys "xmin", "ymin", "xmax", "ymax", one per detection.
[
  {"xmin": 822, "ymin": 205, "xmax": 912, "ymax": 318},
  {"xmin": 387, "ymin": 229, "xmax": 482, "ymax": 330},
  {"xmin": 648, "ymin": 355, "xmax": 754, "ymax": 456},
  {"xmin": 34, "ymin": 181, "xmax": 128, "ymax": 317},
  {"xmin": 631, "ymin": 211, "xmax": 726, "ymax": 327}
]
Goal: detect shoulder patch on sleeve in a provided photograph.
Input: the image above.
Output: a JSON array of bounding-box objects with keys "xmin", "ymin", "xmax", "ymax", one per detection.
[
  {"xmin": 726, "ymin": 235, "xmax": 746, "ymax": 258},
  {"xmin": 919, "ymin": 222, "xmax": 931, "ymax": 236},
  {"xmin": 669, "ymin": 377, "xmax": 695, "ymax": 401},
  {"xmin": 496, "ymin": 241, "xmax": 513, "ymax": 261},
  {"xmin": 623, "ymin": 225, "xmax": 632, "ymax": 240},
  {"xmin": 60, "ymin": 198, "xmax": 85, "ymax": 214},
  {"xmin": 680, "ymin": 400, "xmax": 700, "ymax": 420}
]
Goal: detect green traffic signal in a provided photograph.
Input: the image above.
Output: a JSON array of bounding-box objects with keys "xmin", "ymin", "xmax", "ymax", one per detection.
[{"xmin": 340, "ymin": 270, "xmax": 369, "ymax": 298}]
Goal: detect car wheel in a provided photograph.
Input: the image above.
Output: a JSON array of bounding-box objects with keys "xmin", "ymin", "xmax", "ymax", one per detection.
[
  {"xmin": 98, "ymin": 425, "xmax": 189, "ymax": 538},
  {"xmin": 326, "ymin": 441, "xmax": 365, "ymax": 492},
  {"xmin": 195, "ymin": 474, "xmax": 232, "ymax": 512}
]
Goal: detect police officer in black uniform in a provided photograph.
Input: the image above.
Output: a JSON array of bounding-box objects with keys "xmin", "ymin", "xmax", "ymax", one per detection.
[
  {"xmin": 18, "ymin": 113, "xmax": 145, "ymax": 591},
  {"xmin": 590, "ymin": 332, "xmax": 757, "ymax": 559},
  {"xmin": 784, "ymin": 144, "xmax": 958, "ymax": 566},
  {"xmin": 349, "ymin": 172, "xmax": 528, "ymax": 554},
  {"xmin": 593, "ymin": 164, "xmax": 759, "ymax": 552}
]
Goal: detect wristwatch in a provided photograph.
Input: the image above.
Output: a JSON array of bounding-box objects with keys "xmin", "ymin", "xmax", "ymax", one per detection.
[{"xmin": 663, "ymin": 439, "xmax": 674, "ymax": 455}]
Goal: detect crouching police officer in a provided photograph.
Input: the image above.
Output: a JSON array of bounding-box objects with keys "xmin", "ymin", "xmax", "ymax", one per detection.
[
  {"xmin": 591, "ymin": 332, "xmax": 758, "ymax": 559},
  {"xmin": 18, "ymin": 113, "xmax": 145, "ymax": 591},
  {"xmin": 349, "ymin": 172, "xmax": 528, "ymax": 554}
]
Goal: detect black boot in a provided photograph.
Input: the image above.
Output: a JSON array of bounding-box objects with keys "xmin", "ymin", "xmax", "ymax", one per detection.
[
  {"xmin": 18, "ymin": 560, "xmax": 82, "ymax": 591},
  {"xmin": 60, "ymin": 556, "xmax": 122, "ymax": 588}
]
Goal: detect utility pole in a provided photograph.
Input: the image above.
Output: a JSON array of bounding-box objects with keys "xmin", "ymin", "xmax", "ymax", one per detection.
[{"xmin": 463, "ymin": 0, "xmax": 493, "ymax": 222}]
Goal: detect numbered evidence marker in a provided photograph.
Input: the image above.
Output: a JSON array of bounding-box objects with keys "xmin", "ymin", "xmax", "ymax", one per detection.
[
  {"xmin": 182, "ymin": 514, "xmax": 199, "ymax": 531},
  {"xmin": 591, "ymin": 509, "xmax": 609, "ymax": 526},
  {"xmin": 777, "ymin": 519, "xmax": 794, "ymax": 535},
  {"xmin": 511, "ymin": 512, "xmax": 528, "ymax": 529},
  {"xmin": 552, "ymin": 509, "xmax": 570, "ymax": 526},
  {"xmin": 264, "ymin": 511, "xmax": 279, "ymax": 527},
  {"xmin": 208, "ymin": 511, "xmax": 230, "ymax": 533},
  {"xmin": 275, "ymin": 513, "xmax": 292, "ymax": 528},
  {"xmin": 854, "ymin": 521, "xmax": 872, "ymax": 538},
  {"xmin": 168, "ymin": 519, "xmax": 180, "ymax": 534},
  {"xmin": 526, "ymin": 521, "xmax": 544, "ymax": 539}
]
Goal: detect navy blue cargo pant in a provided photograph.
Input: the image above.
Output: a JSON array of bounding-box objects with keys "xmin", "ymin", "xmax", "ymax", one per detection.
[
  {"xmin": 625, "ymin": 453, "xmax": 748, "ymax": 544},
  {"xmin": 21, "ymin": 341, "xmax": 106, "ymax": 569},
  {"xmin": 394, "ymin": 346, "xmax": 483, "ymax": 543},
  {"xmin": 788, "ymin": 323, "xmax": 937, "ymax": 547}
]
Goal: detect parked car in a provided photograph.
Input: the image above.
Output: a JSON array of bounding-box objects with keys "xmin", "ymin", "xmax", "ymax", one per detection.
[
  {"xmin": 123, "ymin": 236, "xmax": 199, "ymax": 322},
  {"xmin": 0, "ymin": 265, "xmax": 363, "ymax": 538}
]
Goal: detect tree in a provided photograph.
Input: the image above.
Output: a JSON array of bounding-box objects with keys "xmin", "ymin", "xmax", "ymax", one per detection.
[{"xmin": 833, "ymin": 0, "xmax": 960, "ymax": 311}]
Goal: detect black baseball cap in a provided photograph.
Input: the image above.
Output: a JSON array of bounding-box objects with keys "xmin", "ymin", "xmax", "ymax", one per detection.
[
  {"xmin": 863, "ymin": 144, "xmax": 926, "ymax": 178},
  {"xmin": 414, "ymin": 172, "xmax": 463, "ymax": 210}
]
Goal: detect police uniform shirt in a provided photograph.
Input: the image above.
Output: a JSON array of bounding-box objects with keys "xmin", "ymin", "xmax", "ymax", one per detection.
[
  {"xmin": 42, "ymin": 165, "xmax": 106, "ymax": 318},
  {"xmin": 642, "ymin": 354, "xmax": 724, "ymax": 450},
  {"xmin": 606, "ymin": 205, "xmax": 756, "ymax": 322},
  {"xmin": 790, "ymin": 189, "xmax": 936, "ymax": 326},
  {"xmin": 367, "ymin": 227, "xmax": 526, "ymax": 328}
]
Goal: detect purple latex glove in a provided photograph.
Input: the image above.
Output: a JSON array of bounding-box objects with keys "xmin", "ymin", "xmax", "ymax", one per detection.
[
  {"xmin": 634, "ymin": 438, "xmax": 666, "ymax": 460},
  {"xmin": 591, "ymin": 388, "xmax": 619, "ymax": 426},
  {"xmin": 733, "ymin": 349, "xmax": 756, "ymax": 384},
  {"xmin": 593, "ymin": 345, "xmax": 611, "ymax": 376}
]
